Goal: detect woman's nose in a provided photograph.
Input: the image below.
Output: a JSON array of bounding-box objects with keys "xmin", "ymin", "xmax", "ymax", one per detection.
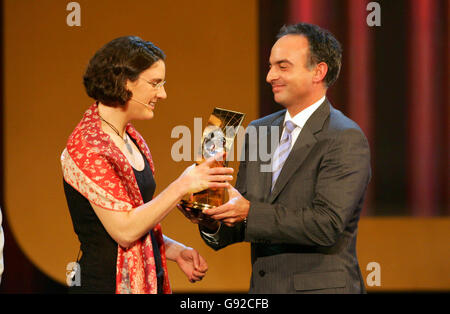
[{"xmin": 158, "ymin": 86, "xmax": 167, "ymax": 100}]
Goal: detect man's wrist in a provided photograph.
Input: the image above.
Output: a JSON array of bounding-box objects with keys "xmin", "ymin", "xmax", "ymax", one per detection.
[
  {"xmin": 200, "ymin": 221, "xmax": 220, "ymax": 234},
  {"xmin": 244, "ymin": 200, "xmax": 250, "ymax": 228}
]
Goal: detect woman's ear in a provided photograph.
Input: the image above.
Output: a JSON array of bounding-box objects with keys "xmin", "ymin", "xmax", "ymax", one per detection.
[{"xmin": 125, "ymin": 78, "xmax": 137, "ymax": 90}]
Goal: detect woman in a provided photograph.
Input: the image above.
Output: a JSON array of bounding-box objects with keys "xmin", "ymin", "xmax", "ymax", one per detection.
[{"xmin": 61, "ymin": 36, "xmax": 233, "ymax": 294}]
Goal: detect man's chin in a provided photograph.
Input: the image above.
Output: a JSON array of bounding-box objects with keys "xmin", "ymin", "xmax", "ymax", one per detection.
[{"xmin": 273, "ymin": 93, "xmax": 286, "ymax": 106}]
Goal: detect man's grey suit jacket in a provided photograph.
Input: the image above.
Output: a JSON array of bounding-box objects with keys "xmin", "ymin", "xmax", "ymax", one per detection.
[{"xmin": 201, "ymin": 99, "xmax": 371, "ymax": 293}]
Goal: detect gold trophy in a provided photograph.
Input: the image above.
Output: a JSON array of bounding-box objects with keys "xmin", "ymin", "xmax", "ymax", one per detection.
[{"xmin": 180, "ymin": 107, "xmax": 245, "ymax": 217}]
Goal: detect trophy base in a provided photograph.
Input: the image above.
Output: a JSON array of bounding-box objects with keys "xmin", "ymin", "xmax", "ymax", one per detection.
[{"xmin": 180, "ymin": 199, "xmax": 215, "ymax": 211}]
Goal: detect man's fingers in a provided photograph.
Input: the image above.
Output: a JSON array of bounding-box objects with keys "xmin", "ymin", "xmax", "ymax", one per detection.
[
  {"xmin": 226, "ymin": 185, "xmax": 240, "ymax": 197},
  {"xmin": 177, "ymin": 204, "xmax": 193, "ymax": 217},
  {"xmin": 209, "ymin": 213, "xmax": 233, "ymax": 221},
  {"xmin": 203, "ymin": 203, "xmax": 231, "ymax": 216}
]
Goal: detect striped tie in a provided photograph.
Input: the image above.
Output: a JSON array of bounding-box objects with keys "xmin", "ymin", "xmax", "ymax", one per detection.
[{"xmin": 271, "ymin": 120, "xmax": 296, "ymax": 191}]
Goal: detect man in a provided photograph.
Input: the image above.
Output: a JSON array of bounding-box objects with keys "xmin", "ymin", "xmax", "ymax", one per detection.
[{"xmin": 181, "ymin": 23, "xmax": 371, "ymax": 293}]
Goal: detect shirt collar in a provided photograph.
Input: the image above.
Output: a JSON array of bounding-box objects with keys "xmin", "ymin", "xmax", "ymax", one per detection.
[{"xmin": 284, "ymin": 96, "xmax": 326, "ymax": 129}]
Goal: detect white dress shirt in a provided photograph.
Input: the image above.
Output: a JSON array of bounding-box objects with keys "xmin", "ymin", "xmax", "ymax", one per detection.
[{"xmin": 282, "ymin": 95, "xmax": 325, "ymax": 149}]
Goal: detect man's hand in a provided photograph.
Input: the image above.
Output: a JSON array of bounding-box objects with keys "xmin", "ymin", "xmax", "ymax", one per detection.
[
  {"xmin": 203, "ymin": 186, "xmax": 250, "ymax": 227},
  {"xmin": 177, "ymin": 204, "xmax": 220, "ymax": 232}
]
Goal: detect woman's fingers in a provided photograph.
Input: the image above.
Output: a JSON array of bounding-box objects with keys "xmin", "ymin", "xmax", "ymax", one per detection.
[
  {"xmin": 207, "ymin": 175, "xmax": 233, "ymax": 182},
  {"xmin": 190, "ymin": 270, "xmax": 207, "ymax": 282},
  {"xmin": 203, "ymin": 152, "xmax": 226, "ymax": 165},
  {"xmin": 208, "ymin": 166, "xmax": 234, "ymax": 175},
  {"xmin": 197, "ymin": 254, "xmax": 208, "ymax": 272},
  {"xmin": 208, "ymin": 182, "xmax": 231, "ymax": 189},
  {"xmin": 190, "ymin": 250, "xmax": 200, "ymax": 270},
  {"xmin": 180, "ymin": 153, "xmax": 234, "ymax": 194},
  {"xmin": 193, "ymin": 269, "xmax": 207, "ymax": 277}
]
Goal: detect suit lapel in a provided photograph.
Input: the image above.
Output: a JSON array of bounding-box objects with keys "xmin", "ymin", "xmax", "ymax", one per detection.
[{"xmin": 268, "ymin": 99, "xmax": 331, "ymax": 203}]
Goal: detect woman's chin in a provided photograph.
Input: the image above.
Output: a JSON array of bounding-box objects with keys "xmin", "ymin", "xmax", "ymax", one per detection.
[{"xmin": 135, "ymin": 109, "xmax": 154, "ymax": 120}]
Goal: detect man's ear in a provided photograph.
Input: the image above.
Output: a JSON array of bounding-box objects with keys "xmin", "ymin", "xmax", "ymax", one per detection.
[{"xmin": 313, "ymin": 62, "xmax": 328, "ymax": 84}]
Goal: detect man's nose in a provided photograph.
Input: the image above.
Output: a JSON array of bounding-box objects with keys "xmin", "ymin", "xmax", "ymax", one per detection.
[{"xmin": 266, "ymin": 67, "xmax": 278, "ymax": 84}]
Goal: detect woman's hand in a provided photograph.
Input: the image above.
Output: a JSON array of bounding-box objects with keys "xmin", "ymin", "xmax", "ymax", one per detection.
[
  {"xmin": 176, "ymin": 152, "xmax": 234, "ymax": 195},
  {"xmin": 175, "ymin": 247, "xmax": 208, "ymax": 283}
]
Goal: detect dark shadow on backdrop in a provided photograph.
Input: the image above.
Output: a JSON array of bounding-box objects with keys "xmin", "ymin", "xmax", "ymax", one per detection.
[{"xmin": 0, "ymin": 0, "xmax": 67, "ymax": 293}]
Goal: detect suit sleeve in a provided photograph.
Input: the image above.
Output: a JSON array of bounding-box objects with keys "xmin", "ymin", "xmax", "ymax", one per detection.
[
  {"xmin": 199, "ymin": 129, "xmax": 251, "ymax": 250},
  {"xmin": 199, "ymin": 157, "xmax": 247, "ymax": 249},
  {"xmin": 244, "ymin": 128, "xmax": 371, "ymax": 247}
]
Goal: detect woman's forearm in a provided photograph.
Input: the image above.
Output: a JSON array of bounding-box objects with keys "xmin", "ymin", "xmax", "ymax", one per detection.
[
  {"xmin": 91, "ymin": 177, "xmax": 188, "ymax": 248},
  {"xmin": 91, "ymin": 158, "xmax": 232, "ymax": 249},
  {"xmin": 123, "ymin": 179, "xmax": 187, "ymax": 246}
]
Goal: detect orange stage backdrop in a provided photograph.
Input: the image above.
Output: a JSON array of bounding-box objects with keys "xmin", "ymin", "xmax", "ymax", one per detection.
[
  {"xmin": 3, "ymin": 0, "xmax": 258, "ymax": 292},
  {"xmin": 2, "ymin": 0, "xmax": 449, "ymax": 292}
]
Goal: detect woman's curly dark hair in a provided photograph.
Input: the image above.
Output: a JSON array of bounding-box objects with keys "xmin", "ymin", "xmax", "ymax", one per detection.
[{"xmin": 83, "ymin": 36, "xmax": 165, "ymax": 106}]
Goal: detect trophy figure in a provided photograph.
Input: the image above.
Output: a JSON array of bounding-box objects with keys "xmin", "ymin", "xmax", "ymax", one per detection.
[{"xmin": 180, "ymin": 107, "xmax": 245, "ymax": 216}]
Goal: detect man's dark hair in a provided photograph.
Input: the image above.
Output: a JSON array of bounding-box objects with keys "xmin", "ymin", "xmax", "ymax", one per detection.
[
  {"xmin": 277, "ymin": 23, "xmax": 342, "ymax": 88},
  {"xmin": 83, "ymin": 36, "xmax": 165, "ymax": 106}
]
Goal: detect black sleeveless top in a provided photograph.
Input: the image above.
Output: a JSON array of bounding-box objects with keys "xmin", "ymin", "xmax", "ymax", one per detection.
[{"xmin": 64, "ymin": 136, "xmax": 164, "ymax": 293}]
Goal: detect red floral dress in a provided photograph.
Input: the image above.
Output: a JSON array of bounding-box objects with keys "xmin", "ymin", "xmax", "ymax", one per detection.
[{"xmin": 61, "ymin": 103, "xmax": 171, "ymax": 294}]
